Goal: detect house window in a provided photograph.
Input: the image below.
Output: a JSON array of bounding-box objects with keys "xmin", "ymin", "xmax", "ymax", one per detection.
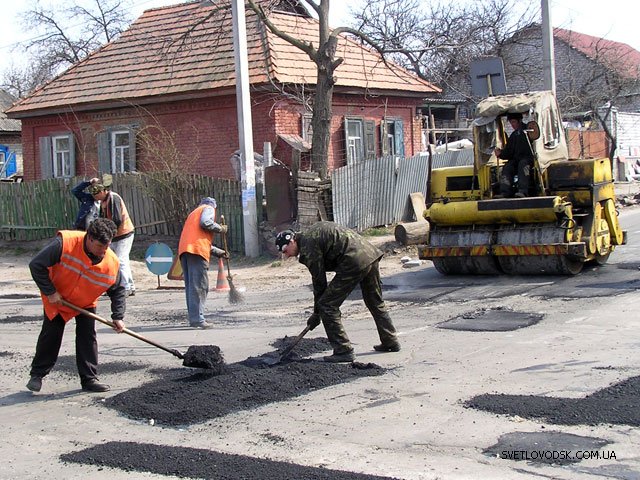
[
  {"xmin": 344, "ymin": 117, "xmax": 365, "ymax": 163},
  {"xmin": 98, "ymin": 126, "xmax": 136, "ymax": 174},
  {"xmin": 0, "ymin": 151, "xmax": 5, "ymax": 176},
  {"xmin": 380, "ymin": 118, "xmax": 405, "ymax": 158},
  {"xmin": 52, "ymin": 135, "xmax": 72, "ymax": 177},
  {"xmin": 38, "ymin": 133, "xmax": 76, "ymax": 179},
  {"xmin": 111, "ymin": 130, "xmax": 132, "ymax": 172},
  {"xmin": 302, "ymin": 113, "xmax": 313, "ymax": 143}
]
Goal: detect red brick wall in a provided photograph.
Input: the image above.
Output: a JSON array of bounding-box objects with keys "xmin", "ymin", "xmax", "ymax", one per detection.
[{"xmin": 19, "ymin": 92, "xmax": 423, "ymax": 181}]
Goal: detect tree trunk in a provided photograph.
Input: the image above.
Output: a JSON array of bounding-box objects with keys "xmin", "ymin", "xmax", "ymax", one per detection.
[{"xmin": 394, "ymin": 222, "xmax": 430, "ymax": 246}]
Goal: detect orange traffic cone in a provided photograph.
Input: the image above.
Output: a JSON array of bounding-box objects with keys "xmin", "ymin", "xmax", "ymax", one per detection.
[{"xmin": 214, "ymin": 257, "xmax": 230, "ymax": 291}]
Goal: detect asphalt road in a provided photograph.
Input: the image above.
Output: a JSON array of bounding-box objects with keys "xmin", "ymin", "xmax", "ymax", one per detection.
[{"xmin": 0, "ymin": 207, "xmax": 639, "ymax": 480}]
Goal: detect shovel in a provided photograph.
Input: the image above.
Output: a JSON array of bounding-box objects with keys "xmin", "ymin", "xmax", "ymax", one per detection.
[
  {"xmin": 61, "ymin": 299, "xmax": 185, "ymax": 359},
  {"xmin": 61, "ymin": 300, "xmax": 225, "ymax": 370},
  {"xmin": 259, "ymin": 325, "xmax": 311, "ymax": 366}
]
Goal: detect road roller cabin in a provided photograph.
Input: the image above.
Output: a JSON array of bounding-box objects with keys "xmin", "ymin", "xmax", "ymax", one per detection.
[{"xmin": 417, "ymin": 90, "xmax": 626, "ymax": 275}]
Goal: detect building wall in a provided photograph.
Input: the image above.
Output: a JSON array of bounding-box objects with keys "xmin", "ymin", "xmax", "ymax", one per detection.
[{"xmin": 19, "ymin": 92, "xmax": 423, "ymax": 181}]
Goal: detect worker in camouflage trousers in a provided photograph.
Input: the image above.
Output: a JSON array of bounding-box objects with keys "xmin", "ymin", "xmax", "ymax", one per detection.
[{"xmin": 276, "ymin": 221, "xmax": 400, "ymax": 363}]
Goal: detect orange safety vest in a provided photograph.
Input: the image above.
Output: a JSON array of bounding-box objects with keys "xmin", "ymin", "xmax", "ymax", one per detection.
[
  {"xmin": 101, "ymin": 192, "xmax": 134, "ymax": 238},
  {"xmin": 178, "ymin": 204, "xmax": 216, "ymax": 262},
  {"xmin": 42, "ymin": 231, "xmax": 120, "ymax": 322}
]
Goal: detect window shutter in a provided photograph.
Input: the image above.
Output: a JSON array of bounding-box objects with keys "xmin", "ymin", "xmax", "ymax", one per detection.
[
  {"xmin": 344, "ymin": 118, "xmax": 353, "ymax": 164},
  {"xmin": 39, "ymin": 136, "xmax": 53, "ymax": 179},
  {"xmin": 394, "ymin": 119, "xmax": 405, "ymax": 157},
  {"xmin": 97, "ymin": 131, "xmax": 110, "ymax": 174},
  {"xmin": 68, "ymin": 133, "xmax": 76, "ymax": 177},
  {"xmin": 380, "ymin": 120, "xmax": 388, "ymax": 156},
  {"xmin": 364, "ymin": 120, "xmax": 375, "ymax": 159},
  {"xmin": 128, "ymin": 128, "xmax": 137, "ymax": 171}
]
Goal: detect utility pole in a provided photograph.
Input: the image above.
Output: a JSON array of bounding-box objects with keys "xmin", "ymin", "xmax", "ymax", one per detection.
[
  {"xmin": 541, "ymin": 0, "xmax": 556, "ymax": 93},
  {"xmin": 231, "ymin": 0, "xmax": 259, "ymax": 257}
]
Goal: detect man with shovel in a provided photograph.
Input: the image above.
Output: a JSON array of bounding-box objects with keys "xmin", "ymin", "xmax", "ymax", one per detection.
[
  {"xmin": 276, "ymin": 222, "xmax": 400, "ymax": 363},
  {"xmin": 26, "ymin": 218, "xmax": 126, "ymax": 393}
]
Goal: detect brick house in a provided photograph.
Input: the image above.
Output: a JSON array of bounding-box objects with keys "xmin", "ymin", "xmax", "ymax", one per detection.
[{"xmin": 6, "ymin": 1, "xmax": 438, "ymax": 182}]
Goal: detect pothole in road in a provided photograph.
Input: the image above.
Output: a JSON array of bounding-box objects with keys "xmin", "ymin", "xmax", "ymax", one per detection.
[
  {"xmin": 616, "ymin": 261, "xmax": 640, "ymax": 270},
  {"xmin": 466, "ymin": 375, "xmax": 640, "ymax": 426},
  {"xmin": 0, "ymin": 293, "xmax": 40, "ymax": 299},
  {"xmin": 0, "ymin": 315, "xmax": 41, "ymax": 324},
  {"xmin": 484, "ymin": 431, "xmax": 610, "ymax": 465},
  {"xmin": 61, "ymin": 441, "xmax": 400, "ymax": 480},
  {"xmin": 437, "ymin": 307, "xmax": 543, "ymax": 331}
]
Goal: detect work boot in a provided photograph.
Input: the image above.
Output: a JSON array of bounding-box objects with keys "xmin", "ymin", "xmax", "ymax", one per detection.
[
  {"xmin": 323, "ymin": 351, "xmax": 355, "ymax": 363},
  {"xmin": 81, "ymin": 379, "xmax": 110, "ymax": 392},
  {"xmin": 26, "ymin": 376, "xmax": 42, "ymax": 392},
  {"xmin": 373, "ymin": 342, "xmax": 401, "ymax": 352}
]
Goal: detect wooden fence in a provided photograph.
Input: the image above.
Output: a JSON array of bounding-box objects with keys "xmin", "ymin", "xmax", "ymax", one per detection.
[
  {"xmin": 0, "ymin": 173, "xmax": 251, "ymax": 253},
  {"xmin": 332, "ymin": 150, "xmax": 473, "ymax": 231}
]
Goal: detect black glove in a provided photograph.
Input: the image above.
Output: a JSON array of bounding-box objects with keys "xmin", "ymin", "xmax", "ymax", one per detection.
[
  {"xmin": 307, "ymin": 313, "xmax": 321, "ymax": 331},
  {"xmin": 210, "ymin": 246, "xmax": 228, "ymax": 258}
]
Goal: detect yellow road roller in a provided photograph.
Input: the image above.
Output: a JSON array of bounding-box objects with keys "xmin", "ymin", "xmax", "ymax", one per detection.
[{"xmin": 417, "ymin": 91, "xmax": 626, "ymax": 275}]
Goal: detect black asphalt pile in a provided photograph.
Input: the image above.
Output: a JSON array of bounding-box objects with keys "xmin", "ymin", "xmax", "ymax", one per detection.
[
  {"xmin": 61, "ymin": 441, "xmax": 400, "ymax": 479},
  {"xmin": 182, "ymin": 345, "xmax": 226, "ymax": 371},
  {"xmin": 243, "ymin": 336, "xmax": 332, "ymax": 367},
  {"xmin": 106, "ymin": 359, "xmax": 385, "ymax": 426},
  {"xmin": 466, "ymin": 375, "xmax": 640, "ymax": 426}
]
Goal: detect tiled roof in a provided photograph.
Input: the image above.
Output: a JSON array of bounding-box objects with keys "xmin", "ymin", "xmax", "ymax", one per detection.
[
  {"xmin": 553, "ymin": 27, "xmax": 640, "ymax": 79},
  {"xmin": 8, "ymin": 1, "xmax": 437, "ymax": 117}
]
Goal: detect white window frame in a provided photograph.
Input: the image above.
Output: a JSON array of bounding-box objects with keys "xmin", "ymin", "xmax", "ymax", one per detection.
[
  {"xmin": 111, "ymin": 130, "xmax": 131, "ymax": 173},
  {"xmin": 385, "ymin": 119, "xmax": 397, "ymax": 156},
  {"xmin": 345, "ymin": 117, "xmax": 365, "ymax": 163},
  {"xmin": 52, "ymin": 135, "xmax": 72, "ymax": 178}
]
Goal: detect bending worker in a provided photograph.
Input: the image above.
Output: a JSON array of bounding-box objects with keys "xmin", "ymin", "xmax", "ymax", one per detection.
[
  {"xmin": 27, "ymin": 218, "xmax": 126, "ymax": 393},
  {"xmin": 276, "ymin": 221, "xmax": 400, "ymax": 363}
]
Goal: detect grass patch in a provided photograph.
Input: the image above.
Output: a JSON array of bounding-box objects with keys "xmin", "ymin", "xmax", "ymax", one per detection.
[{"xmin": 361, "ymin": 226, "xmax": 392, "ymax": 237}]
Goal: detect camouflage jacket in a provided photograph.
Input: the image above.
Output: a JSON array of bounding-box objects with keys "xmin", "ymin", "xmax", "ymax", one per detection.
[{"xmin": 297, "ymin": 222, "xmax": 383, "ymax": 308}]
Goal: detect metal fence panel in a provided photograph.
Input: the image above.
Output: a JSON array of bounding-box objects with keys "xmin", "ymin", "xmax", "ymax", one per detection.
[{"xmin": 332, "ymin": 150, "xmax": 472, "ymax": 231}]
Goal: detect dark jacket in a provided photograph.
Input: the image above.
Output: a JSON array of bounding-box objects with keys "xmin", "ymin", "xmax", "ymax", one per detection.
[
  {"xmin": 499, "ymin": 125, "xmax": 534, "ymax": 162},
  {"xmin": 71, "ymin": 181, "xmax": 96, "ymax": 230},
  {"xmin": 297, "ymin": 222, "xmax": 383, "ymax": 306}
]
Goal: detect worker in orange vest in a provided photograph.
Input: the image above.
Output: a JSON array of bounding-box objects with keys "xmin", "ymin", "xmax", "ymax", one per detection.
[
  {"xmin": 178, "ymin": 197, "xmax": 228, "ymax": 329},
  {"xmin": 27, "ymin": 218, "xmax": 126, "ymax": 393},
  {"xmin": 90, "ymin": 179, "xmax": 136, "ymax": 296}
]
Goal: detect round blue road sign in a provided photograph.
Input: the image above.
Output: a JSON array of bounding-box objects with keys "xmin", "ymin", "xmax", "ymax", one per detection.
[{"xmin": 145, "ymin": 243, "xmax": 174, "ymax": 275}]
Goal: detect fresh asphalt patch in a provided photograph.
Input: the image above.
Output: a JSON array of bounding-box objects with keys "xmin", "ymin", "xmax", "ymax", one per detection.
[
  {"xmin": 466, "ymin": 375, "xmax": 640, "ymax": 426},
  {"xmin": 484, "ymin": 431, "xmax": 610, "ymax": 465},
  {"xmin": 437, "ymin": 307, "xmax": 543, "ymax": 331},
  {"xmin": 105, "ymin": 337, "xmax": 386, "ymax": 426},
  {"xmin": 0, "ymin": 315, "xmax": 41, "ymax": 324},
  {"xmin": 61, "ymin": 441, "xmax": 400, "ymax": 479}
]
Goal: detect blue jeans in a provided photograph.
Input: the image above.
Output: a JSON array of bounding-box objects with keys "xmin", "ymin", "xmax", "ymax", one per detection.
[{"xmin": 180, "ymin": 253, "xmax": 209, "ymax": 325}]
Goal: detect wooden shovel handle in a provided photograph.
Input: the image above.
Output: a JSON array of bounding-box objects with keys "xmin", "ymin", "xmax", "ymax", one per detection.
[{"xmin": 60, "ymin": 299, "xmax": 184, "ymax": 359}]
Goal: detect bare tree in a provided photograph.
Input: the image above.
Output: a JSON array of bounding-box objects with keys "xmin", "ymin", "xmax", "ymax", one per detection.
[
  {"xmin": 352, "ymin": 0, "xmax": 537, "ymax": 101},
  {"xmin": 1, "ymin": 0, "xmax": 130, "ymax": 97}
]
